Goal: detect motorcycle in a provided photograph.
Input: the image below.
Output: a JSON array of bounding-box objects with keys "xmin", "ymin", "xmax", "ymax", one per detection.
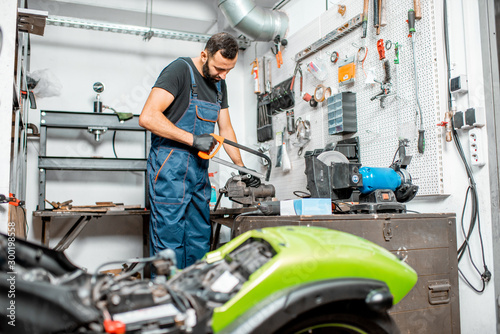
[{"xmin": 0, "ymin": 226, "xmax": 417, "ymax": 334}]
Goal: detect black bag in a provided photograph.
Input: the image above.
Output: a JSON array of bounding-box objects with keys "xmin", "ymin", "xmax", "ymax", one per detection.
[
  {"xmin": 257, "ymin": 93, "xmax": 273, "ymax": 142},
  {"xmin": 270, "ymin": 77, "xmax": 295, "ymax": 114}
]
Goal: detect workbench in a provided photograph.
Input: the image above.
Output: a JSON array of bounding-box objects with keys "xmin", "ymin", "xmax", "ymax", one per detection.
[
  {"xmin": 231, "ymin": 213, "xmax": 460, "ymax": 334},
  {"xmin": 33, "ymin": 209, "xmax": 150, "ymax": 254},
  {"xmin": 209, "ymin": 207, "xmax": 257, "ymax": 250}
]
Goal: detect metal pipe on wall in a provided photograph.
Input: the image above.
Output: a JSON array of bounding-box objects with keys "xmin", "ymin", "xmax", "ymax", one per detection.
[{"xmin": 218, "ymin": 0, "xmax": 289, "ymax": 41}]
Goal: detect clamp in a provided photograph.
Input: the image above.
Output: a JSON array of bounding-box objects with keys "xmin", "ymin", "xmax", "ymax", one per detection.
[
  {"xmin": 370, "ymin": 59, "xmax": 394, "ymax": 108},
  {"xmin": 0, "ymin": 193, "xmax": 24, "ymax": 207},
  {"xmin": 272, "ymin": 35, "xmax": 287, "ymax": 68}
]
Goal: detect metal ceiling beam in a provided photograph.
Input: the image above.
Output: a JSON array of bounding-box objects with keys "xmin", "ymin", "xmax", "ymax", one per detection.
[{"xmin": 46, "ymin": 15, "xmax": 251, "ymax": 48}]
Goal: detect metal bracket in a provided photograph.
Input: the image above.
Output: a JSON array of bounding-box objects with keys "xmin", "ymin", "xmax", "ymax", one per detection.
[
  {"xmin": 428, "ymin": 279, "xmax": 451, "ymax": 305},
  {"xmin": 88, "ymin": 126, "xmax": 108, "ymax": 142},
  {"xmin": 18, "ymin": 8, "xmax": 48, "ymax": 36},
  {"xmin": 383, "ymin": 221, "xmax": 393, "ymax": 241}
]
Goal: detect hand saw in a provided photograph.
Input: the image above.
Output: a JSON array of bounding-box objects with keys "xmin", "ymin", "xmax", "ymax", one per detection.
[{"xmin": 198, "ymin": 134, "xmax": 272, "ymax": 181}]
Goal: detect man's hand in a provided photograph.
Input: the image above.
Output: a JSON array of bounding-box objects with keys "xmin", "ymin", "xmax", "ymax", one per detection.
[
  {"xmin": 193, "ymin": 134, "xmax": 217, "ymax": 152},
  {"xmin": 239, "ymin": 170, "xmax": 261, "ymax": 188}
]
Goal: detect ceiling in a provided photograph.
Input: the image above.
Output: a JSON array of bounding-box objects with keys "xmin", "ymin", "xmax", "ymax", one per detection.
[{"xmin": 27, "ymin": 0, "xmax": 283, "ymax": 36}]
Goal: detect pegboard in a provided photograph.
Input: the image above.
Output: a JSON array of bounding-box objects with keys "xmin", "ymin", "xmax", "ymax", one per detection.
[{"xmin": 260, "ymin": 0, "xmax": 444, "ymax": 200}]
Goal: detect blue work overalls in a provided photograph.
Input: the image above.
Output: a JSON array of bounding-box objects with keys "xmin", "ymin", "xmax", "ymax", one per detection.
[{"xmin": 147, "ymin": 59, "xmax": 221, "ymax": 269}]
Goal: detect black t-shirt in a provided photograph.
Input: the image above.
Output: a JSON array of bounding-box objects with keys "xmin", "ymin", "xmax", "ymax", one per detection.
[{"xmin": 153, "ymin": 57, "xmax": 229, "ymax": 124}]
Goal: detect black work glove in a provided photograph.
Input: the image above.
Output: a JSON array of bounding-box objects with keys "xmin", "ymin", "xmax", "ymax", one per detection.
[
  {"xmin": 239, "ymin": 169, "xmax": 262, "ymax": 188},
  {"xmin": 192, "ymin": 134, "xmax": 217, "ymax": 152}
]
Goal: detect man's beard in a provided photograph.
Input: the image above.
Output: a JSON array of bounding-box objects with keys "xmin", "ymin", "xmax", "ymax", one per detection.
[{"xmin": 202, "ymin": 59, "xmax": 220, "ymax": 83}]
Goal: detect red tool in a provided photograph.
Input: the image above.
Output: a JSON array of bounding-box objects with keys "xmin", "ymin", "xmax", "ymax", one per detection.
[
  {"xmin": 0, "ymin": 193, "xmax": 24, "ymax": 207},
  {"xmin": 377, "ymin": 39, "xmax": 386, "ymax": 60}
]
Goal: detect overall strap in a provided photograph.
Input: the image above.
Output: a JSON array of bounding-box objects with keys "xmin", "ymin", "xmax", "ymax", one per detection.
[
  {"xmin": 179, "ymin": 58, "xmax": 198, "ymax": 99},
  {"xmin": 215, "ymin": 81, "xmax": 223, "ymax": 105}
]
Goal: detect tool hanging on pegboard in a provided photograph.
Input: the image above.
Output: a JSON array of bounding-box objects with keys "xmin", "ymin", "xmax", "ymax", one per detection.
[
  {"xmin": 286, "ymin": 110, "xmax": 295, "ymax": 134},
  {"xmin": 362, "ymin": 0, "xmax": 369, "ymax": 38},
  {"xmin": 374, "ymin": 0, "xmax": 379, "ymax": 35},
  {"xmin": 408, "ymin": 9, "xmax": 425, "ymax": 153},
  {"xmin": 370, "ymin": 59, "xmax": 394, "ymax": 108},
  {"xmin": 338, "ymin": 56, "xmax": 356, "ymax": 86},
  {"xmin": 272, "ymin": 35, "xmax": 287, "ymax": 68},
  {"xmin": 294, "ymin": 117, "xmax": 311, "ymax": 156},
  {"xmin": 394, "ymin": 42, "xmax": 400, "ymax": 64},
  {"xmin": 357, "ymin": 46, "xmax": 368, "ymax": 77},
  {"xmin": 377, "ymin": 39, "xmax": 385, "ymax": 60},
  {"xmin": 295, "ymin": 13, "xmax": 363, "ymax": 62},
  {"xmin": 414, "ymin": 0, "xmax": 422, "ymax": 20},
  {"xmin": 251, "ymin": 58, "xmax": 261, "ymax": 94},
  {"xmin": 380, "ymin": 0, "xmax": 387, "ymax": 29},
  {"xmin": 338, "ymin": 4, "xmax": 346, "ymax": 16},
  {"xmin": 330, "ymin": 51, "xmax": 339, "ymax": 64},
  {"xmin": 290, "ymin": 62, "xmax": 303, "ymax": 97}
]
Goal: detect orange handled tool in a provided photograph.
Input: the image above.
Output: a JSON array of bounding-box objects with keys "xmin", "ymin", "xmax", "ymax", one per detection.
[
  {"xmin": 198, "ymin": 133, "xmax": 225, "ymax": 159},
  {"xmin": 197, "ymin": 134, "xmax": 272, "ymax": 181},
  {"xmin": 275, "ymin": 48, "xmax": 283, "ymax": 68}
]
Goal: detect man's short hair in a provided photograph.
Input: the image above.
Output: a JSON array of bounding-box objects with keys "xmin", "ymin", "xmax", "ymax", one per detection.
[{"xmin": 205, "ymin": 32, "xmax": 239, "ymax": 59}]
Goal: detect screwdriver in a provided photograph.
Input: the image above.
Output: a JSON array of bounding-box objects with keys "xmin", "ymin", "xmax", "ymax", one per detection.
[{"xmin": 408, "ymin": 9, "xmax": 425, "ymax": 153}]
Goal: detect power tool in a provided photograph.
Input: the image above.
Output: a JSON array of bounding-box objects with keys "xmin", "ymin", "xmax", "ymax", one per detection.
[{"xmin": 304, "ymin": 144, "xmax": 418, "ymax": 213}]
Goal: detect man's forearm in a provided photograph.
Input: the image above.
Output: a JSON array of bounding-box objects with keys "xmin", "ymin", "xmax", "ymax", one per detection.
[
  {"xmin": 139, "ymin": 88, "xmax": 195, "ymax": 146},
  {"xmin": 219, "ymin": 127, "xmax": 244, "ymax": 166}
]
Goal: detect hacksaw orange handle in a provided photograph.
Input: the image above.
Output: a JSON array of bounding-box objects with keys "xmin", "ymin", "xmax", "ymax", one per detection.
[
  {"xmin": 198, "ymin": 133, "xmax": 225, "ymax": 159},
  {"xmin": 276, "ymin": 51, "xmax": 283, "ymax": 68}
]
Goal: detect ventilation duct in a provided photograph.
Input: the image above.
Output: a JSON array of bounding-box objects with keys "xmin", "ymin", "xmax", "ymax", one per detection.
[{"xmin": 218, "ymin": 0, "xmax": 288, "ymax": 41}]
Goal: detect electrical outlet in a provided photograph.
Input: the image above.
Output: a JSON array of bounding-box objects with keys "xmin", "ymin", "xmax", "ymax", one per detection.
[{"xmin": 469, "ymin": 128, "xmax": 485, "ymax": 167}]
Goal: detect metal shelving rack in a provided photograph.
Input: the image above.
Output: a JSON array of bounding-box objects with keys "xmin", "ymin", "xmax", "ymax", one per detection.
[{"xmin": 37, "ymin": 110, "xmax": 149, "ymax": 211}]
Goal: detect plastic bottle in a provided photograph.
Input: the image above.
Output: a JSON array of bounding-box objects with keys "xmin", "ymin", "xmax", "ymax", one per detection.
[{"xmin": 209, "ymin": 172, "xmax": 218, "ymax": 209}]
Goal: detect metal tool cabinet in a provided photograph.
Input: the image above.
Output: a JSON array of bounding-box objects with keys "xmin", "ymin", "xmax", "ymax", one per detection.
[{"xmin": 234, "ymin": 213, "xmax": 460, "ymax": 334}]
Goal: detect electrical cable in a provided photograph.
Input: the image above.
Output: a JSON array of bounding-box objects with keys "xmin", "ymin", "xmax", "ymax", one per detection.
[
  {"xmin": 90, "ymin": 254, "xmax": 165, "ymax": 302},
  {"xmin": 112, "ymin": 131, "xmax": 118, "ymax": 159},
  {"xmin": 357, "ymin": 46, "xmax": 368, "ymax": 77},
  {"xmin": 21, "ymin": 206, "xmax": 28, "ymax": 235},
  {"xmin": 444, "ymin": 0, "xmax": 490, "ymax": 290},
  {"xmin": 293, "ymin": 191, "xmax": 311, "ymax": 198}
]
